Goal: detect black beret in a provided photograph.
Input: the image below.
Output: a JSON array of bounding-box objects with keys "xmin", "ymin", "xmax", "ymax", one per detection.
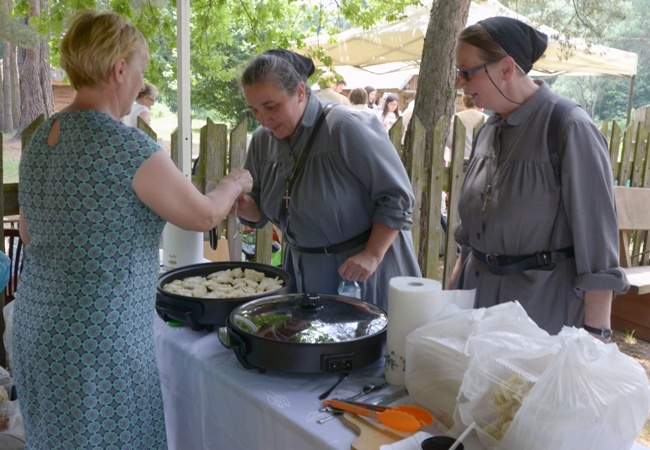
[
  {"xmin": 478, "ymin": 17, "xmax": 547, "ymax": 74},
  {"xmin": 263, "ymin": 49, "xmax": 315, "ymax": 81}
]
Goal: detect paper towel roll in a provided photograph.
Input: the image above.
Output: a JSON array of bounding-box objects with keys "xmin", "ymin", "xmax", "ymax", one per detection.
[
  {"xmin": 384, "ymin": 277, "xmax": 475, "ymax": 385},
  {"xmin": 162, "ymin": 223, "xmax": 204, "ymax": 269}
]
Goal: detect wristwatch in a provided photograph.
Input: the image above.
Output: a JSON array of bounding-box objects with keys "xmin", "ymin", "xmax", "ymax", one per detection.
[{"xmin": 583, "ymin": 324, "xmax": 612, "ymax": 340}]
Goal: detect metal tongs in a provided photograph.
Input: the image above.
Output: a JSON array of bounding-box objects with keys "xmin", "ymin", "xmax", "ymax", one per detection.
[{"xmin": 322, "ymin": 398, "xmax": 434, "ymax": 432}]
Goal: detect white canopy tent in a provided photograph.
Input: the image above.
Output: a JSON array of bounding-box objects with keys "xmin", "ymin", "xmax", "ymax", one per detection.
[{"xmin": 301, "ymin": 0, "xmax": 638, "ymax": 79}]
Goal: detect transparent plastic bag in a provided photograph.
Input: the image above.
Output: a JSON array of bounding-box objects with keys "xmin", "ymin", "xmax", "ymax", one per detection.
[
  {"xmin": 405, "ymin": 301, "xmax": 549, "ymax": 429},
  {"xmin": 456, "ymin": 331, "xmax": 561, "ymax": 448},
  {"xmin": 458, "ymin": 327, "xmax": 650, "ymax": 450}
]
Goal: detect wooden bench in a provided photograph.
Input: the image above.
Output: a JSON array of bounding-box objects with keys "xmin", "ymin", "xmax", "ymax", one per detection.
[{"xmin": 611, "ymin": 186, "xmax": 650, "ymax": 339}]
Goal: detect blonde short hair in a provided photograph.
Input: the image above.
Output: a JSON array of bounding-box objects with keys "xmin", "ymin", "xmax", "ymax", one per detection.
[{"xmin": 60, "ymin": 10, "xmax": 148, "ymax": 90}]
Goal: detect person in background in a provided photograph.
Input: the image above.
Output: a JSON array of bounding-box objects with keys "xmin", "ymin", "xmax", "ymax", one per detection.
[
  {"xmin": 13, "ymin": 11, "xmax": 252, "ymax": 449},
  {"xmin": 334, "ymin": 79, "xmax": 347, "ymax": 94},
  {"xmin": 446, "ymin": 92, "xmax": 488, "ymax": 160},
  {"xmin": 235, "ymin": 49, "xmax": 421, "ymax": 311},
  {"xmin": 447, "ymin": 17, "xmax": 628, "ymax": 337},
  {"xmin": 316, "ymin": 72, "xmax": 351, "ymax": 106},
  {"xmin": 401, "ymin": 93, "xmax": 416, "ymax": 145},
  {"xmin": 122, "ymin": 81, "xmax": 158, "ymax": 127},
  {"xmin": 348, "ymin": 87, "xmax": 368, "ymax": 109},
  {"xmin": 379, "ymin": 93, "xmax": 401, "ymax": 132},
  {"xmin": 364, "ymin": 85, "xmax": 378, "ymax": 110}
]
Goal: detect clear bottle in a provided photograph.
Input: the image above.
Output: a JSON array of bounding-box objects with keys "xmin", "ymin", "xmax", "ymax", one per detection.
[{"xmin": 338, "ymin": 279, "xmax": 361, "ymax": 299}]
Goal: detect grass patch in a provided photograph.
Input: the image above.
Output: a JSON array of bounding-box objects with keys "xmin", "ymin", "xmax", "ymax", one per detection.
[{"xmin": 3, "ymin": 161, "xmax": 19, "ymax": 183}]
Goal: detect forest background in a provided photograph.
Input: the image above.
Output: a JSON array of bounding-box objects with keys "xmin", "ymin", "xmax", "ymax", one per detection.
[{"xmin": 0, "ymin": 0, "xmax": 647, "ymax": 143}]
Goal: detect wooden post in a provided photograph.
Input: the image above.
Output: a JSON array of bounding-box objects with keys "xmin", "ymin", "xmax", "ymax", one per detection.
[
  {"xmin": 227, "ymin": 118, "xmax": 248, "ymax": 262},
  {"xmin": 423, "ymin": 117, "xmax": 447, "ymax": 279},
  {"xmin": 170, "ymin": 128, "xmax": 180, "ymax": 167},
  {"xmin": 137, "ymin": 117, "xmax": 158, "ymax": 142},
  {"xmin": 443, "ymin": 116, "xmax": 466, "ymax": 285},
  {"xmin": 408, "ymin": 116, "xmax": 426, "ymax": 255},
  {"xmin": 388, "ymin": 116, "xmax": 404, "ymax": 160}
]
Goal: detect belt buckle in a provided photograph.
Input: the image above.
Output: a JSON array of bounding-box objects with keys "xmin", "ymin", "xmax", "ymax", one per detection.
[
  {"xmin": 486, "ymin": 253, "xmax": 499, "ymax": 266},
  {"xmin": 536, "ymin": 252, "xmax": 550, "ymax": 267}
]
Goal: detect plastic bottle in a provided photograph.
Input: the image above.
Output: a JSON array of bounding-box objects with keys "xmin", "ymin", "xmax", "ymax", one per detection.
[{"xmin": 338, "ymin": 279, "xmax": 361, "ymax": 299}]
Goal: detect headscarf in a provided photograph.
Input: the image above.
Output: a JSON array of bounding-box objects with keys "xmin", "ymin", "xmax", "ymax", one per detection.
[
  {"xmin": 477, "ymin": 17, "xmax": 547, "ymax": 74},
  {"xmin": 263, "ymin": 49, "xmax": 315, "ymax": 82}
]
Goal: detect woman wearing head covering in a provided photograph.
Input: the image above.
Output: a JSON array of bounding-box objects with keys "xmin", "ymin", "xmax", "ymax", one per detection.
[
  {"xmin": 235, "ymin": 49, "xmax": 421, "ymax": 310},
  {"xmin": 122, "ymin": 81, "xmax": 158, "ymax": 127},
  {"xmin": 448, "ymin": 17, "xmax": 628, "ymax": 336},
  {"xmin": 13, "ymin": 11, "xmax": 251, "ymax": 449}
]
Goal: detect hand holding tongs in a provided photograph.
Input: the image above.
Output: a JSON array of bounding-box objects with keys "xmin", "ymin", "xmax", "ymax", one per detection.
[{"xmin": 322, "ymin": 399, "xmax": 433, "ymax": 432}]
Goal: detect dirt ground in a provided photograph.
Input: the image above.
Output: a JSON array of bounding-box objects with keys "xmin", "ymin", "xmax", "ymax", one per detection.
[
  {"xmin": 3, "ymin": 138, "xmax": 21, "ymax": 163},
  {"xmin": 5, "ymin": 138, "xmax": 650, "ymax": 445}
]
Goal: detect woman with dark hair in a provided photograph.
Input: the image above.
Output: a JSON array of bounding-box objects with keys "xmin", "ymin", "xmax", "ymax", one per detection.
[
  {"xmin": 448, "ymin": 17, "xmax": 628, "ymax": 337},
  {"xmin": 364, "ymin": 85, "xmax": 378, "ymax": 110},
  {"xmin": 379, "ymin": 93, "xmax": 401, "ymax": 131},
  {"xmin": 234, "ymin": 49, "xmax": 421, "ymax": 310}
]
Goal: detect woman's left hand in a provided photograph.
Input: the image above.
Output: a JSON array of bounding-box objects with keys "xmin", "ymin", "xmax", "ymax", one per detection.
[{"xmin": 338, "ymin": 250, "xmax": 382, "ymax": 282}]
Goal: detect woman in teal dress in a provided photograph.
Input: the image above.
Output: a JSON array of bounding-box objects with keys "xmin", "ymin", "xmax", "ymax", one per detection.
[{"xmin": 12, "ymin": 11, "xmax": 252, "ymax": 449}]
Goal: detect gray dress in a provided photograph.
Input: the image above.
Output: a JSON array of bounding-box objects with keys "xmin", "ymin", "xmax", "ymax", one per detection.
[
  {"xmin": 242, "ymin": 93, "xmax": 421, "ymax": 310},
  {"xmin": 454, "ymin": 81, "xmax": 628, "ymax": 334}
]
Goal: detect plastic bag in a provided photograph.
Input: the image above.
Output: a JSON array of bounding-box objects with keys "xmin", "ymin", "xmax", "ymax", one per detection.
[
  {"xmin": 456, "ymin": 331, "xmax": 561, "ymax": 448},
  {"xmin": 405, "ymin": 301, "xmax": 549, "ymax": 429},
  {"xmin": 458, "ymin": 327, "xmax": 650, "ymax": 450}
]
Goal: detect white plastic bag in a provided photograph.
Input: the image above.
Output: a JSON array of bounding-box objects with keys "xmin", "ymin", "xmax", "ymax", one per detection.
[
  {"xmin": 405, "ymin": 301, "xmax": 549, "ymax": 428},
  {"xmin": 458, "ymin": 327, "xmax": 650, "ymax": 450},
  {"xmin": 456, "ymin": 331, "xmax": 561, "ymax": 448}
]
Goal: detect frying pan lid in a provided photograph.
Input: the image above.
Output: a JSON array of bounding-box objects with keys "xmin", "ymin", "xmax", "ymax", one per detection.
[{"xmin": 230, "ymin": 293, "xmax": 387, "ymax": 344}]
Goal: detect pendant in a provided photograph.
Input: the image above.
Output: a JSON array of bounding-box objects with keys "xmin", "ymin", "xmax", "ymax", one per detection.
[
  {"xmin": 482, "ymin": 184, "xmax": 492, "ymax": 212},
  {"xmin": 284, "ymin": 180, "xmax": 290, "ymax": 209}
]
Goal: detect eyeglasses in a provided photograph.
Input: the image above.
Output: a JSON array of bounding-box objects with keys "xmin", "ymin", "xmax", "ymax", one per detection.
[
  {"xmin": 455, "ymin": 60, "xmax": 500, "ymax": 82},
  {"xmin": 146, "ymin": 95, "xmax": 156, "ymax": 103}
]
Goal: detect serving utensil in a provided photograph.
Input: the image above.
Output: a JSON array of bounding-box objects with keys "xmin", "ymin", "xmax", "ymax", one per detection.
[
  {"xmin": 318, "ymin": 381, "xmax": 388, "ymax": 419},
  {"xmin": 318, "ymin": 373, "xmax": 349, "ymax": 400},
  {"xmin": 319, "ymin": 382, "xmax": 388, "ymax": 411},
  {"xmin": 323, "ymin": 399, "xmax": 433, "ymax": 432}
]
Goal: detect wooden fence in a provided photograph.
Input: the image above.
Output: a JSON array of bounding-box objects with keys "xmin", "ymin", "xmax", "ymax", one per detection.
[{"xmin": 5, "ymin": 104, "xmax": 650, "ymax": 277}]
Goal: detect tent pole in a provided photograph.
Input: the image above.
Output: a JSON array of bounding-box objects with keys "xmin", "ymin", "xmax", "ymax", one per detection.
[
  {"xmin": 177, "ymin": 0, "xmax": 191, "ymax": 177},
  {"xmin": 626, "ymin": 75, "xmax": 635, "ymax": 126}
]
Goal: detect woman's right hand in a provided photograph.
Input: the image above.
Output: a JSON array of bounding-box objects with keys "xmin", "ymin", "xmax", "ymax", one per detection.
[
  {"xmin": 223, "ymin": 168, "xmax": 253, "ymax": 194},
  {"xmin": 230, "ymin": 194, "xmax": 262, "ymax": 223}
]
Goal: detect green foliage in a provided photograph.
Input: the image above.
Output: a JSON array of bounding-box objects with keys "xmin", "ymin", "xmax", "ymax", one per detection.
[
  {"xmin": 501, "ymin": 0, "xmax": 650, "ymax": 121},
  {"xmin": 18, "ymin": 0, "xmax": 646, "ymax": 126}
]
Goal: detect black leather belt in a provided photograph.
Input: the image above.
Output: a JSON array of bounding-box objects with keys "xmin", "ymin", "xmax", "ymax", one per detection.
[
  {"xmin": 287, "ymin": 229, "xmax": 372, "ymax": 255},
  {"xmin": 471, "ymin": 246, "xmax": 575, "ymax": 276}
]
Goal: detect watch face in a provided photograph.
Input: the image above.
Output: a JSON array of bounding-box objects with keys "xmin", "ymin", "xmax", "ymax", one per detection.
[{"xmin": 602, "ymin": 329, "xmax": 613, "ymax": 339}]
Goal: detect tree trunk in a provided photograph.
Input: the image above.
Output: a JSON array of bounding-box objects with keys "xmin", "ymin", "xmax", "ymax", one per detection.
[
  {"xmin": 3, "ymin": 43, "xmax": 13, "ymax": 133},
  {"xmin": 10, "ymin": 41, "xmax": 20, "ymax": 131},
  {"xmin": 16, "ymin": 0, "xmax": 52, "ymax": 138},
  {"xmin": 405, "ymin": 0, "xmax": 471, "ymax": 265},
  {"xmin": 1, "ymin": 0, "xmax": 13, "ymax": 132}
]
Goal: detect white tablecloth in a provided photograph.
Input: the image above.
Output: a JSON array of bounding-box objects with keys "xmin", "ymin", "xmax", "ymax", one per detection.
[
  {"xmin": 153, "ymin": 316, "xmax": 485, "ymax": 450},
  {"xmin": 153, "ymin": 317, "xmax": 649, "ymax": 450}
]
